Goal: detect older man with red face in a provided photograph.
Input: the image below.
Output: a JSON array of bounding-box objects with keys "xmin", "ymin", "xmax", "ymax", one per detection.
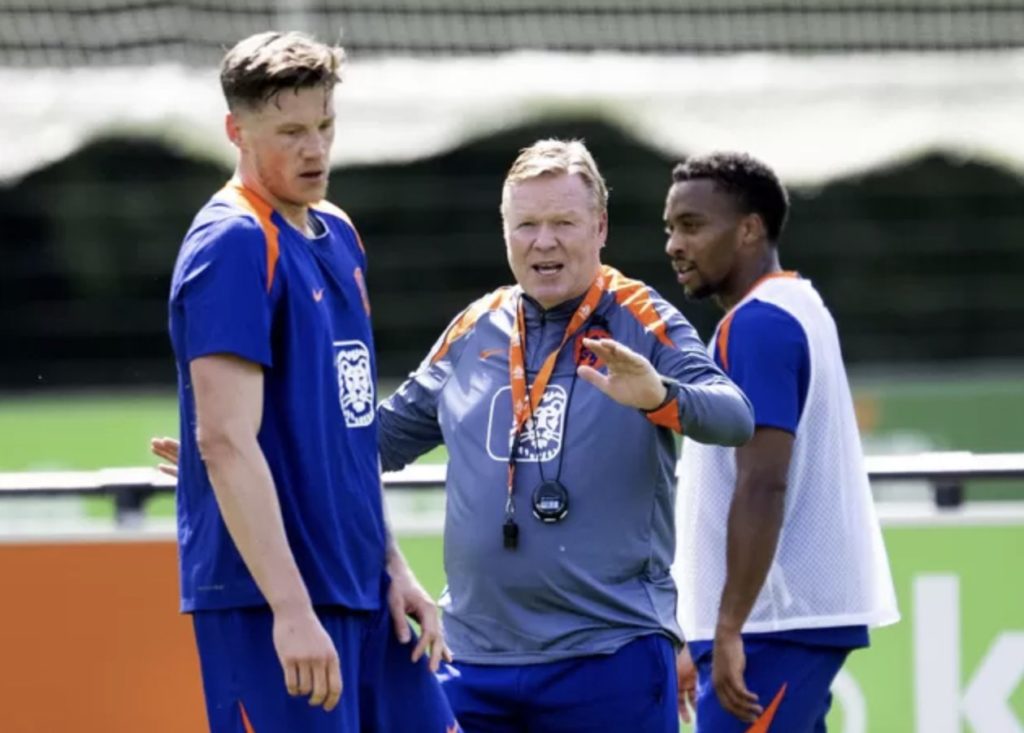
[{"xmin": 378, "ymin": 139, "xmax": 754, "ymax": 732}]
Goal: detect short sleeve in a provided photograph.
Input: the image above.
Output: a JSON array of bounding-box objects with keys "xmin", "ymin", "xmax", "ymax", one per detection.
[
  {"xmin": 720, "ymin": 300, "xmax": 809, "ymax": 434},
  {"xmin": 175, "ymin": 218, "xmax": 274, "ymax": 367}
]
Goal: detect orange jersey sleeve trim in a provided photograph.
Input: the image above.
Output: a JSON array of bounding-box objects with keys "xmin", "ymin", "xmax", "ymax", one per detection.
[
  {"xmin": 313, "ymin": 199, "xmax": 366, "ymax": 253},
  {"xmin": 602, "ymin": 265, "xmax": 675, "ymax": 349},
  {"xmin": 216, "ymin": 181, "xmax": 281, "ymax": 293},
  {"xmin": 645, "ymin": 397, "xmax": 682, "ymax": 433},
  {"xmin": 431, "ymin": 287, "xmax": 514, "ymax": 364}
]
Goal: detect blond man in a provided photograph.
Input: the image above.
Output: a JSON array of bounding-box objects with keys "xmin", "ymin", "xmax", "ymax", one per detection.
[{"xmin": 378, "ymin": 139, "xmax": 754, "ymax": 731}]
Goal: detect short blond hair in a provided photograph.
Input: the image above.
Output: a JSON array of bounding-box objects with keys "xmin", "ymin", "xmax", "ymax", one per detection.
[
  {"xmin": 220, "ymin": 31, "xmax": 346, "ymax": 112},
  {"xmin": 501, "ymin": 139, "xmax": 609, "ymax": 216}
]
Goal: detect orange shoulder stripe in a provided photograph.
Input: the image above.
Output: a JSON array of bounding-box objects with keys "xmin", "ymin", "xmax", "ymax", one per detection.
[
  {"xmin": 601, "ymin": 265, "xmax": 675, "ymax": 348},
  {"xmin": 431, "ymin": 287, "xmax": 514, "ymax": 364},
  {"xmin": 215, "ymin": 181, "xmax": 280, "ymax": 293},
  {"xmin": 313, "ymin": 199, "xmax": 366, "ymax": 253},
  {"xmin": 716, "ymin": 311, "xmax": 736, "ymax": 373}
]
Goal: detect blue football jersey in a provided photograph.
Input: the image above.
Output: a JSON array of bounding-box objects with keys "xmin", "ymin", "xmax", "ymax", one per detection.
[{"xmin": 169, "ymin": 180, "xmax": 386, "ymax": 612}]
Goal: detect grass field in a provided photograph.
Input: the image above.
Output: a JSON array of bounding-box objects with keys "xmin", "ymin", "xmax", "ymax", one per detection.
[
  {"xmin": 0, "ymin": 371, "xmax": 1022, "ymax": 512},
  {"xmin": 2, "ymin": 372, "xmax": 1021, "ymax": 468},
  {"xmin": 1, "ymin": 376, "xmax": 1021, "ymax": 732}
]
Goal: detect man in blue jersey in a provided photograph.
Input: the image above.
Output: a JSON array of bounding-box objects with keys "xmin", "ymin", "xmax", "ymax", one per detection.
[
  {"xmin": 666, "ymin": 153, "xmax": 899, "ymax": 730},
  {"xmin": 165, "ymin": 31, "xmax": 456, "ymax": 732}
]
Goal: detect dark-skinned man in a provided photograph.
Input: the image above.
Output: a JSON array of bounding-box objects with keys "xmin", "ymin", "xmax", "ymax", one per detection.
[{"xmin": 666, "ymin": 152, "xmax": 899, "ymax": 731}]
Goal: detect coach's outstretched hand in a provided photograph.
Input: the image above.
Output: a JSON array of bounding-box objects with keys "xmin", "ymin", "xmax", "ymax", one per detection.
[
  {"xmin": 577, "ymin": 337, "xmax": 668, "ymax": 411},
  {"xmin": 150, "ymin": 436, "xmax": 180, "ymax": 478},
  {"xmin": 386, "ymin": 552, "xmax": 452, "ymax": 673}
]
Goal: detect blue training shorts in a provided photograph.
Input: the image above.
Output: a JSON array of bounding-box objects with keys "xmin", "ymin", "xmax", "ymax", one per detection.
[
  {"xmin": 440, "ymin": 633, "xmax": 678, "ymax": 733},
  {"xmin": 192, "ymin": 599, "xmax": 457, "ymax": 733},
  {"xmin": 691, "ymin": 637, "xmax": 850, "ymax": 732}
]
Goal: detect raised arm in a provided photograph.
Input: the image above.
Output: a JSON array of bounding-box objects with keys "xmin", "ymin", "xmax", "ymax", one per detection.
[
  {"xmin": 648, "ymin": 303, "xmax": 753, "ymax": 446},
  {"xmin": 378, "ymin": 291, "xmax": 507, "ymax": 470},
  {"xmin": 578, "ymin": 285, "xmax": 753, "ymax": 446},
  {"xmin": 377, "ymin": 364, "xmax": 448, "ymax": 472}
]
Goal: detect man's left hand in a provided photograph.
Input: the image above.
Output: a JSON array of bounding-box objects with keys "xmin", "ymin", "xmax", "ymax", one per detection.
[
  {"xmin": 150, "ymin": 436, "xmax": 181, "ymax": 478},
  {"xmin": 577, "ymin": 338, "xmax": 668, "ymax": 410},
  {"xmin": 676, "ymin": 644, "xmax": 698, "ymax": 724},
  {"xmin": 386, "ymin": 560, "xmax": 452, "ymax": 673}
]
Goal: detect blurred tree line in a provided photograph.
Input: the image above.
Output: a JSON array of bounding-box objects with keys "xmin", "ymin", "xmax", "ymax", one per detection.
[{"xmin": 2, "ymin": 118, "xmax": 1022, "ymax": 389}]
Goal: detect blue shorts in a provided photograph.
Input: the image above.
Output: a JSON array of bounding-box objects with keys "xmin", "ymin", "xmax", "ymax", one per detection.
[
  {"xmin": 192, "ymin": 599, "xmax": 456, "ymax": 732},
  {"xmin": 690, "ymin": 637, "xmax": 850, "ymax": 733},
  {"xmin": 440, "ymin": 634, "xmax": 677, "ymax": 733}
]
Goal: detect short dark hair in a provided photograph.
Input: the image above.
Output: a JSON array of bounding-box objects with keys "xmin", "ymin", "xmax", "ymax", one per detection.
[
  {"xmin": 220, "ymin": 31, "xmax": 345, "ymax": 112},
  {"xmin": 672, "ymin": 152, "xmax": 790, "ymax": 242}
]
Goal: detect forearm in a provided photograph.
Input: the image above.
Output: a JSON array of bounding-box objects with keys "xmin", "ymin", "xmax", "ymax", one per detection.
[
  {"xmin": 385, "ymin": 531, "xmax": 414, "ymax": 581},
  {"xmin": 377, "ymin": 400, "xmax": 444, "ymax": 473},
  {"xmin": 202, "ymin": 433, "xmax": 311, "ymax": 613},
  {"xmin": 376, "ymin": 467, "xmax": 413, "ymax": 581},
  {"xmin": 677, "ymin": 380, "xmax": 754, "ymax": 446},
  {"xmin": 716, "ymin": 477, "xmax": 786, "ymax": 633}
]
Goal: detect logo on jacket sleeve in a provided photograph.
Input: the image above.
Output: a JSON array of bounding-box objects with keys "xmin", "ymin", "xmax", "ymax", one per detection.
[
  {"xmin": 333, "ymin": 340, "xmax": 375, "ymax": 427},
  {"xmin": 573, "ymin": 326, "xmax": 612, "ymax": 369}
]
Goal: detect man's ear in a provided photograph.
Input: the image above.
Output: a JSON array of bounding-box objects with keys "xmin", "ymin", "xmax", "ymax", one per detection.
[
  {"xmin": 597, "ymin": 209, "xmax": 609, "ymax": 247},
  {"xmin": 741, "ymin": 213, "xmax": 766, "ymax": 247},
  {"xmin": 225, "ymin": 112, "xmax": 242, "ymax": 149}
]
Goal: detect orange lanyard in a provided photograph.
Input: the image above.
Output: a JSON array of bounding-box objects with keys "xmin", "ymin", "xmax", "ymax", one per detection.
[{"xmin": 505, "ymin": 273, "xmax": 606, "ymax": 500}]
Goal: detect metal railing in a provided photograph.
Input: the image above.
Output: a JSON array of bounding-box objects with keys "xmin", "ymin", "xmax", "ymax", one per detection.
[{"xmin": 1, "ymin": 453, "xmax": 1023, "ymax": 527}]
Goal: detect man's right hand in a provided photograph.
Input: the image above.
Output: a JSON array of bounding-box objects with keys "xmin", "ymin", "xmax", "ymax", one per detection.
[{"xmin": 272, "ymin": 605, "xmax": 343, "ymax": 711}]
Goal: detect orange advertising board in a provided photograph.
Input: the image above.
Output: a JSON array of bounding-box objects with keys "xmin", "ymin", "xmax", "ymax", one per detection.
[{"xmin": 0, "ymin": 537, "xmax": 206, "ymax": 732}]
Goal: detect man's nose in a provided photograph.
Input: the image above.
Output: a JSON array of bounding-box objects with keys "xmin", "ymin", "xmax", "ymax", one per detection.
[
  {"xmin": 665, "ymin": 232, "xmax": 684, "ymax": 258},
  {"xmin": 302, "ymin": 131, "xmax": 326, "ymax": 159},
  {"xmin": 534, "ymin": 223, "xmax": 558, "ymax": 248}
]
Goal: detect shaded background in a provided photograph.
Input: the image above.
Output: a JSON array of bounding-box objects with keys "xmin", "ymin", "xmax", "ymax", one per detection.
[
  {"xmin": 3, "ymin": 127, "xmax": 1024, "ymax": 387},
  {"xmin": 0, "ymin": 2, "xmax": 1022, "ymax": 455}
]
